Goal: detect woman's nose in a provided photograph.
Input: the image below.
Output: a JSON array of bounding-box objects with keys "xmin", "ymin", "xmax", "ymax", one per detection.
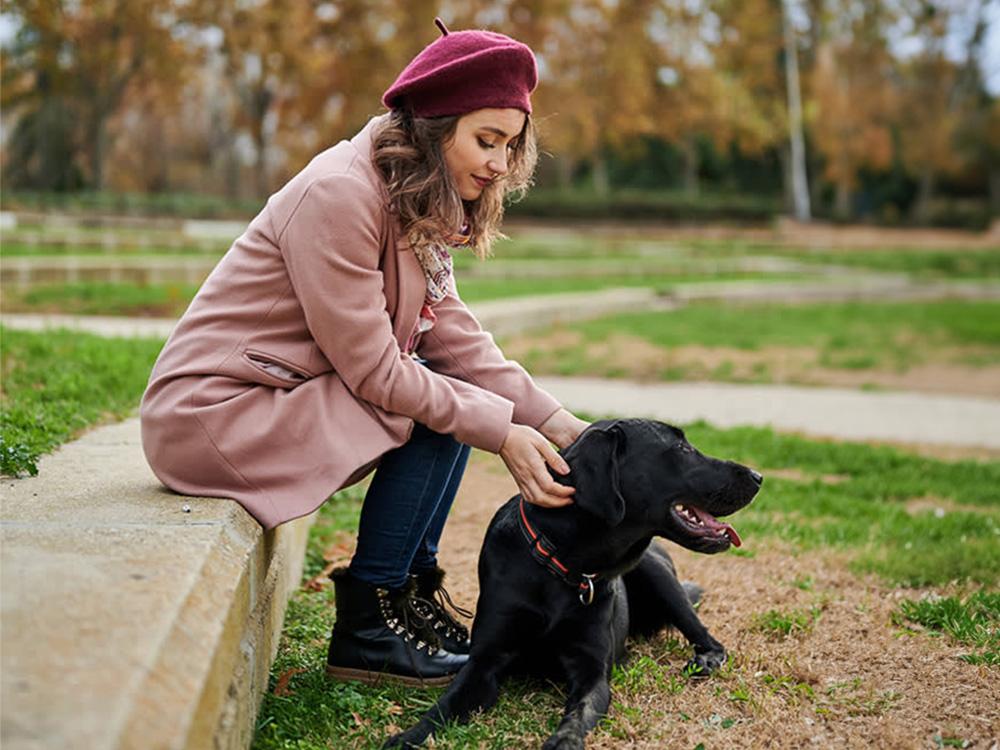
[{"xmin": 488, "ymin": 153, "xmax": 508, "ymax": 176}]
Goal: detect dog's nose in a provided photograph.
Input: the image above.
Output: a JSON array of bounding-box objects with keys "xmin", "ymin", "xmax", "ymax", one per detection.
[{"xmin": 750, "ymin": 469, "xmax": 763, "ymax": 485}]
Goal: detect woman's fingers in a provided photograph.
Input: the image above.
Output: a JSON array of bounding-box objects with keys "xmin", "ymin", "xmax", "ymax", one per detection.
[
  {"xmin": 540, "ymin": 441, "xmax": 572, "ymax": 478},
  {"xmin": 500, "ymin": 424, "xmax": 575, "ymax": 508},
  {"xmin": 520, "ymin": 472, "xmax": 574, "ymax": 507},
  {"xmin": 524, "ymin": 488, "xmax": 574, "ymax": 508},
  {"xmin": 521, "ymin": 438, "xmax": 575, "ymax": 507}
]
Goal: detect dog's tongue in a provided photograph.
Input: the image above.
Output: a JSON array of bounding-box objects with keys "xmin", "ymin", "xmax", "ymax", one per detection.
[
  {"xmin": 721, "ymin": 523, "xmax": 742, "ymax": 547},
  {"xmin": 689, "ymin": 506, "xmax": 743, "ymax": 547}
]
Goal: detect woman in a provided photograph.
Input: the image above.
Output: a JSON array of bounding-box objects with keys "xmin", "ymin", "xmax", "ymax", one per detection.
[{"xmin": 140, "ymin": 19, "xmax": 588, "ymax": 686}]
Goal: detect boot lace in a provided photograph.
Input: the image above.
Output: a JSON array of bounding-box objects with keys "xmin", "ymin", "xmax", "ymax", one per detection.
[
  {"xmin": 413, "ymin": 583, "xmax": 473, "ymax": 642},
  {"xmin": 378, "ymin": 588, "xmax": 443, "ymax": 656}
]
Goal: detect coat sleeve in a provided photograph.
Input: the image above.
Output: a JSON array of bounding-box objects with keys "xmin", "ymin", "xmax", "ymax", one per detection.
[
  {"xmin": 416, "ymin": 276, "xmax": 563, "ymax": 430},
  {"xmin": 278, "ymin": 173, "xmax": 514, "ymax": 453}
]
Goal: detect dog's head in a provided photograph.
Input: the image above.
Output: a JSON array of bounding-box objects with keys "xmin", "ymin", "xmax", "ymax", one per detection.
[{"xmin": 560, "ymin": 418, "xmax": 762, "ymax": 553}]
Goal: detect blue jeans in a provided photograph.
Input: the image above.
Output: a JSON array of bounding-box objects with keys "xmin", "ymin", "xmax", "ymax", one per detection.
[{"xmin": 349, "ymin": 422, "xmax": 471, "ymax": 589}]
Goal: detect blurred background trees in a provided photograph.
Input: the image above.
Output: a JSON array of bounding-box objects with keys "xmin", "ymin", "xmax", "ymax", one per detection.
[{"xmin": 1, "ymin": 0, "xmax": 996, "ymax": 227}]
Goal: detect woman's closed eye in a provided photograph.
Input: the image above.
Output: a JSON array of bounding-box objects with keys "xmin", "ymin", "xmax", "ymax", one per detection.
[{"xmin": 477, "ymin": 137, "xmax": 496, "ymax": 150}]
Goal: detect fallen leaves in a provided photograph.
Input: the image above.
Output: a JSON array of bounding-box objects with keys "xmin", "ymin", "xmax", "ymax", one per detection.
[{"xmin": 272, "ymin": 667, "xmax": 307, "ymax": 696}]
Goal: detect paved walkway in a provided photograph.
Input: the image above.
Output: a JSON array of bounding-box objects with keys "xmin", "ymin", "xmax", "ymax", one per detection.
[{"xmin": 536, "ymin": 376, "xmax": 1000, "ymax": 451}]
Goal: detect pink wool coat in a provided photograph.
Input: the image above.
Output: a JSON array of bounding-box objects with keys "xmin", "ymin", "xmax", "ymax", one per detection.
[{"xmin": 140, "ymin": 115, "xmax": 562, "ymax": 530}]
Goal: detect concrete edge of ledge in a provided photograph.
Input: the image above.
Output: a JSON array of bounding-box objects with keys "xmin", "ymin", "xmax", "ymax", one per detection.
[{"xmin": 0, "ymin": 418, "xmax": 315, "ymax": 750}]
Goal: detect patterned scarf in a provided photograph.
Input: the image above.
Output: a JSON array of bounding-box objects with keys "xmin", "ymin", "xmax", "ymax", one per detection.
[
  {"xmin": 411, "ymin": 222, "xmax": 472, "ymax": 304},
  {"xmin": 405, "ymin": 222, "xmax": 472, "ymax": 354}
]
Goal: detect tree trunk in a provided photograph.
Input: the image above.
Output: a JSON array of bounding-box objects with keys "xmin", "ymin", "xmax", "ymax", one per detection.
[
  {"xmin": 88, "ymin": 114, "xmax": 107, "ymax": 191},
  {"xmin": 255, "ymin": 129, "xmax": 268, "ymax": 199},
  {"xmin": 681, "ymin": 136, "xmax": 699, "ymax": 196},
  {"xmin": 911, "ymin": 167, "xmax": 936, "ymax": 224},
  {"xmin": 782, "ymin": 0, "xmax": 811, "ymax": 221},
  {"xmin": 989, "ymin": 166, "xmax": 1000, "ymax": 218},
  {"xmin": 250, "ymin": 85, "xmax": 273, "ymax": 199},
  {"xmin": 834, "ymin": 177, "xmax": 851, "ymax": 220},
  {"xmin": 591, "ymin": 152, "xmax": 610, "ymax": 197},
  {"xmin": 556, "ymin": 156, "xmax": 575, "ymax": 190},
  {"xmin": 224, "ymin": 141, "xmax": 241, "ymax": 200},
  {"xmin": 778, "ymin": 144, "xmax": 794, "ymax": 214}
]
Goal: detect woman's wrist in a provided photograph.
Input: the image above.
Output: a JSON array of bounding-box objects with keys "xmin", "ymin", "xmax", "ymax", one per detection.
[{"xmin": 538, "ymin": 409, "xmax": 589, "ymax": 450}]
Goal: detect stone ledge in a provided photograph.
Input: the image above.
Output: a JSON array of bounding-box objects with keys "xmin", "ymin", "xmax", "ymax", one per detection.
[{"xmin": 0, "ymin": 418, "xmax": 313, "ymax": 750}]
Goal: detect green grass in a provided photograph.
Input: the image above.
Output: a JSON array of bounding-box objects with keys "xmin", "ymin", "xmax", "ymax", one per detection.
[
  {"xmin": 455, "ymin": 272, "xmax": 806, "ymax": 302},
  {"xmin": 1, "ymin": 242, "xmax": 227, "ymax": 257},
  {"xmin": 893, "ymin": 591, "xmax": 1000, "ymax": 665},
  {"xmin": 492, "ymin": 235, "xmax": 1000, "ymax": 280},
  {"xmin": 0, "ymin": 327, "xmax": 164, "ymax": 476},
  {"xmin": 5, "ymin": 227, "xmax": 997, "ymax": 318},
  {"xmin": 5, "ymin": 188, "xmax": 263, "ymax": 218},
  {"xmin": 576, "ymin": 300, "xmax": 1000, "ymax": 351},
  {"xmin": 674, "ymin": 421, "xmax": 1000, "ymax": 587},
  {"xmin": 745, "ymin": 245, "xmax": 1000, "ymax": 280},
  {"xmin": 255, "ymin": 424, "xmax": 999, "ymax": 747},
  {"xmin": 253, "ymin": 483, "xmax": 562, "ymax": 750},
  {"xmin": 2, "ymin": 282, "xmax": 201, "ymax": 317},
  {"xmin": 506, "ymin": 299, "xmax": 1000, "ymax": 378},
  {"xmin": 751, "ymin": 607, "xmax": 823, "ymax": 639}
]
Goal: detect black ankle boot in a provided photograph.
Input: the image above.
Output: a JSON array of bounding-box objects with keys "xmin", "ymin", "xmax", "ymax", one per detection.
[
  {"xmin": 410, "ymin": 566, "xmax": 472, "ymax": 656},
  {"xmin": 325, "ymin": 568, "xmax": 467, "ymax": 687}
]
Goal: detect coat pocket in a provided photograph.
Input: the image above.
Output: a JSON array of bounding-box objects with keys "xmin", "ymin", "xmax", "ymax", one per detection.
[{"xmin": 243, "ymin": 348, "xmax": 314, "ymax": 387}]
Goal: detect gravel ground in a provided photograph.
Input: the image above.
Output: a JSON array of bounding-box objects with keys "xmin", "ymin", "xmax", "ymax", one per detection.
[{"xmin": 427, "ymin": 453, "xmax": 1000, "ymax": 750}]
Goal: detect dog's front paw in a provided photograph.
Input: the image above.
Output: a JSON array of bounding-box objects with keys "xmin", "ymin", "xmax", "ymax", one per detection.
[
  {"xmin": 382, "ymin": 722, "xmax": 431, "ymax": 749},
  {"xmin": 684, "ymin": 646, "xmax": 727, "ymax": 678},
  {"xmin": 541, "ymin": 732, "xmax": 585, "ymax": 750}
]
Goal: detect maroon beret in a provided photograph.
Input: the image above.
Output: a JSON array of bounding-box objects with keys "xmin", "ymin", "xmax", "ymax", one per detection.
[{"xmin": 382, "ymin": 18, "xmax": 537, "ymax": 118}]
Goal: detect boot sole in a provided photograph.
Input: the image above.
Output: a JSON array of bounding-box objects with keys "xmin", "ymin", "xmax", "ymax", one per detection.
[{"xmin": 325, "ymin": 664, "xmax": 456, "ymax": 687}]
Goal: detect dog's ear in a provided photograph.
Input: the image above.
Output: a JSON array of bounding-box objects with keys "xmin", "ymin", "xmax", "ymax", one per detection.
[{"xmin": 561, "ymin": 422, "xmax": 626, "ymax": 526}]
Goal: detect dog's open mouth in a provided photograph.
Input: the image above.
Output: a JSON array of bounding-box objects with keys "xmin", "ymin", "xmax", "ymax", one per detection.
[{"xmin": 673, "ymin": 503, "xmax": 742, "ymax": 547}]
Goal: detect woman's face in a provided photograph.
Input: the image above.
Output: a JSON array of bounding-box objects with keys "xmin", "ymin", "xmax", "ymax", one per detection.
[{"xmin": 442, "ymin": 108, "xmax": 527, "ymax": 200}]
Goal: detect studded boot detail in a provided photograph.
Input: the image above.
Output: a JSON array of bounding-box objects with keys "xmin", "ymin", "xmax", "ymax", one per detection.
[
  {"xmin": 325, "ymin": 568, "xmax": 468, "ymax": 687},
  {"xmin": 410, "ymin": 566, "xmax": 473, "ymax": 656}
]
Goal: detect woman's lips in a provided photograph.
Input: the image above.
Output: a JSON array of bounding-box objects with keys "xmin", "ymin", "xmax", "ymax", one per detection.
[{"xmin": 472, "ymin": 175, "xmax": 492, "ymax": 189}]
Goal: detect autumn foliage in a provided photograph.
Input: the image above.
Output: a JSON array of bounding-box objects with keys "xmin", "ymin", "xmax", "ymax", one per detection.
[{"xmin": 0, "ymin": 0, "xmax": 995, "ymax": 224}]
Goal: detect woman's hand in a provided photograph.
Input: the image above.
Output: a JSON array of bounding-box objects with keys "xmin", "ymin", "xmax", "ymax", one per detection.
[
  {"xmin": 538, "ymin": 408, "xmax": 591, "ymax": 450},
  {"xmin": 499, "ymin": 424, "xmax": 576, "ymax": 508}
]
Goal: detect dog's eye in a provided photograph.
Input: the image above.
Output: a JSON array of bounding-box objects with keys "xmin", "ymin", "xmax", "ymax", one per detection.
[{"xmin": 678, "ymin": 443, "xmax": 695, "ymax": 454}]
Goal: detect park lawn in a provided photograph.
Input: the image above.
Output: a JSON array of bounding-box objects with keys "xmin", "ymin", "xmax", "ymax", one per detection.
[
  {"xmin": 254, "ymin": 427, "xmax": 999, "ymax": 750},
  {"xmin": 1, "ymin": 248, "xmax": 225, "ymax": 260},
  {"xmin": 456, "ymin": 271, "xmax": 810, "ymax": 302},
  {"xmin": 0, "ymin": 270, "xmax": 808, "ymax": 318},
  {"xmin": 1, "ymin": 320, "xmax": 994, "ymax": 746},
  {"xmin": 256, "ymin": 486, "xmax": 569, "ymax": 750},
  {"xmin": 501, "ymin": 234, "xmax": 1000, "ymax": 281},
  {"xmin": 4, "ymin": 229, "xmax": 996, "ymax": 318},
  {"xmin": 0, "ymin": 327, "xmax": 164, "ymax": 476},
  {"xmin": 684, "ymin": 240, "xmax": 1000, "ymax": 280},
  {"xmin": 8, "ymin": 224, "xmax": 999, "ymax": 281},
  {"xmin": 501, "ymin": 299, "xmax": 1000, "ymax": 387},
  {"xmin": 1, "ymin": 282, "xmax": 203, "ymax": 318}
]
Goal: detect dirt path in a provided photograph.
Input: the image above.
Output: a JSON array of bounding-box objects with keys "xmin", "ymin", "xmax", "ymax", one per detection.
[
  {"xmin": 433, "ymin": 452, "xmax": 999, "ymax": 749},
  {"xmin": 503, "ymin": 332, "xmax": 1000, "ymax": 400}
]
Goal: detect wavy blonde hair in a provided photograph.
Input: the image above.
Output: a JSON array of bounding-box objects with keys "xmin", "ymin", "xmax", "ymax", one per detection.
[{"xmin": 372, "ymin": 109, "xmax": 537, "ymax": 259}]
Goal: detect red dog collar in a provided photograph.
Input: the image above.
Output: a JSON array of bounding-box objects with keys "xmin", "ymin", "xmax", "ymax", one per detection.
[{"xmin": 517, "ymin": 498, "xmax": 599, "ymax": 606}]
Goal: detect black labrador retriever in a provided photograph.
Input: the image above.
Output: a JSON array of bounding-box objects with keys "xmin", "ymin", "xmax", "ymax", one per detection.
[{"xmin": 385, "ymin": 418, "xmax": 763, "ymax": 750}]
